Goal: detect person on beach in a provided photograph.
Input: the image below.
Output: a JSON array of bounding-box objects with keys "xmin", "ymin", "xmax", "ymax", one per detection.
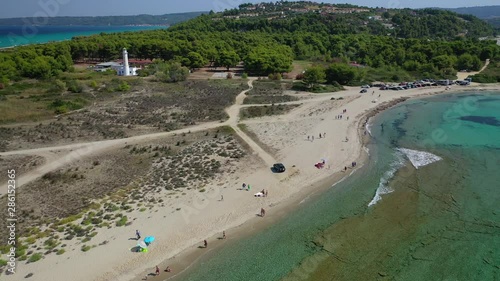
[
  {"xmin": 136, "ymin": 230, "xmax": 141, "ymax": 240},
  {"xmin": 242, "ymin": 183, "xmax": 246, "ymax": 190},
  {"xmin": 265, "ymin": 190, "xmax": 268, "ymax": 197},
  {"xmin": 155, "ymin": 266, "xmax": 160, "ymax": 276},
  {"xmin": 223, "ymin": 231, "xmax": 226, "ymax": 239},
  {"xmin": 347, "ymin": 116, "xmax": 349, "ymax": 121},
  {"xmin": 324, "ymin": 132, "xmax": 326, "ymax": 137},
  {"xmin": 164, "ymin": 266, "xmax": 171, "ymax": 272},
  {"xmin": 345, "ymin": 137, "xmax": 349, "ymax": 142},
  {"xmin": 319, "ymin": 133, "xmax": 322, "ymax": 138},
  {"xmin": 261, "ymin": 208, "xmax": 266, "ymax": 217},
  {"xmin": 248, "ymin": 184, "xmax": 251, "ymax": 191},
  {"xmin": 221, "ymin": 195, "xmax": 224, "ymax": 201},
  {"xmin": 344, "ymin": 166, "xmax": 347, "ymax": 172},
  {"xmin": 307, "ymin": 135, "xmax": 310, "ymax": 141},
  {"xmin": 204, "ymin": 240, "xmax": 208, "ymax": 248}
]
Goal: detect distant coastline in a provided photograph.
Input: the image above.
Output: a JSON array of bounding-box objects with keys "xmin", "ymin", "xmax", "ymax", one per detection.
[{"xmin": 0, "ymin": 25, "xmax": 166, "ymax": 48}]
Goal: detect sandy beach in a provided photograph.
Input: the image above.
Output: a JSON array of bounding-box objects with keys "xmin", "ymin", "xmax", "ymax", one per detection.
[{"xmin": 3, "ymin": 81, "xmax": 500, "ymax": 281}]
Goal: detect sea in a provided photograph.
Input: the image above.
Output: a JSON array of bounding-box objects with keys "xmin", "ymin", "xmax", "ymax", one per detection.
[
  {"xmin": 0, "ymin": 25, "xmax": 165, "ymax": 48},
  {"xmin": 175, "ymin": 91, "xmax": 500, "ymax": 281}
]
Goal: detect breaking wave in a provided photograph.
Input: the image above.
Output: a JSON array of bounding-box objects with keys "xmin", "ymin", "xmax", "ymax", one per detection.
[
  {"xmin": 397, "ymin": 148, "xmax": 442, "ymax": 169},
  {"xmin": 365, "ymin": 118, "xmax": 373, "ymax": 136},
  {"xmin": 368, "ymin": 151, "xmax": 406, "ymax": 207},
  {"xmin": 368, "ymin": 148, "xmax": 442, "ymax": 207}
]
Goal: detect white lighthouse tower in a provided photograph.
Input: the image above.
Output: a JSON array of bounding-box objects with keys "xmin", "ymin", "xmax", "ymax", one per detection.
[
  {"xmin": 123, "ymin": 48, "xmax": 130, "ymax": 76},
  {"xmin": 116, "ymin": 48, "xmax": 137, "ymax": 76}
]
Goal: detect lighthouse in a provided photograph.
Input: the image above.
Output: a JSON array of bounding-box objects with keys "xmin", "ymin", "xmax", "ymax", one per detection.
[{"xmin": 123, "ymin": 48, "xmax": 130, "ymax": 76}]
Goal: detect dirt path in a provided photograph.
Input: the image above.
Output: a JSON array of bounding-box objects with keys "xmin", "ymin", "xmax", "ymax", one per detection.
[
  {"xmin": 456, "ymin": 59, "xmax": 490, "ymax": 80},
  {"xmin": 0, "ymin": 78, "xmax": 366, "ymax": 192},
  {"xmin": 0, "ymin": 78, "xmax": 280, "ymax": 192}
]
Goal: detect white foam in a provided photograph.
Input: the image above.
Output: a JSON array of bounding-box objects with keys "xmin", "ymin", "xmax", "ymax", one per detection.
[
  {"xmin": 368, "ymin": 151, "xmax": 405, "ymax": 207},
  {"xmin": 365, "ymin": 118, "xmax": 373, "ymax": 136},
  {"xmin": 397, "ymin": 148, "xmax": 442, "ymax": 169}
]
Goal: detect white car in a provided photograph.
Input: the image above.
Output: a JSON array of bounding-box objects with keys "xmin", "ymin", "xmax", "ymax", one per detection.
[{"xmin": 361, "ymin": 85, "xmax": 370, "ymax": 89}]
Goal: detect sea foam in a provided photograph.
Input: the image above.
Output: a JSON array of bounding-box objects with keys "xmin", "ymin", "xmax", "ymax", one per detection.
[
  {"xmin": 368, "ymin": 148, "xmax": 442, "ymax": 207},
  {"xmin": 365, "ymin": 118, "xmax": 373, "ymax": 136},
  {"xmin": 368, "ymin": 151, "xmax": 405, "ymax": 207},
  {"xmin": 397, "ymin": 148, "xmax": 442, "ymax": 169}
]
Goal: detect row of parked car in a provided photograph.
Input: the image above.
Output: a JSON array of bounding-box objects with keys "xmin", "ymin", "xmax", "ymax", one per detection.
[{"xmin": 360, "ymin": 78, "xmax": 472, "ymax": 92}]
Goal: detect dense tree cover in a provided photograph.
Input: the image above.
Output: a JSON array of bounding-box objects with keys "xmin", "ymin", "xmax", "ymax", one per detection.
[
  {"xmin": 391, "ymin": 9, "xmax": 496, "ymax": 39},
  {"xmin": 0, "ymin": 3, "xmax": 499, "ymax": 83},
  {"xmin": 0, "ymin": 12, "xmax": 204, "ymax": 26},
  {"xmin": 486, "ymin": 18, "xmax": 500, "ymax": 28},
  {"xmin": 244, "ymin": 45, "xmax": 293, "ymax": 75},
  {"xmin": 138, "ymin": 61, "xmax": 189, "ymax": 82},
  {"xmin": 303, "ymin": 66, "xmax": 326, "ymax": 88}
]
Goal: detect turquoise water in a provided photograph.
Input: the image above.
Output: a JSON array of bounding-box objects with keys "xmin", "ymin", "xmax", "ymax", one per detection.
[
  {"xmin": 178, "ymin": 92, "xmax": 500, "ymax": 281},
  {"xmin": 0, "ymin": 25, "xmax": 165, "ymax": 48}
]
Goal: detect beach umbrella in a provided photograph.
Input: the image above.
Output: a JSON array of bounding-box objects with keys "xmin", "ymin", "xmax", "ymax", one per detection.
[
  {"xmin": 144, "ymin": 236, "xmax": 155, "ymax": 244},
  {"xmin": 137, "ymin": 241, "xmax": 148, "ymax": 249}
]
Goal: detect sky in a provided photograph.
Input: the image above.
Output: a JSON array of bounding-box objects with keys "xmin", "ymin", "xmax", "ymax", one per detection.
[{"xmin": 1, "ymin": 0, "xmax": 499, "ymax": 18}]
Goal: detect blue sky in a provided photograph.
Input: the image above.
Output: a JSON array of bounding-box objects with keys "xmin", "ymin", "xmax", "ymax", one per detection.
[{"xmin": 1, "ymin": 0, "xmax": 499, "ymax": 18}]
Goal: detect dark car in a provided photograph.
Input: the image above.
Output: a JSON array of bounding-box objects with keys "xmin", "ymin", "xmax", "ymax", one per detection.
[
  {"xmin": 360, "ymin": 89, "xmax": 367, "ymax": 93},
  {"xmin": 272, "ymin": 163, "xmax": 286, "ymax": 173}
]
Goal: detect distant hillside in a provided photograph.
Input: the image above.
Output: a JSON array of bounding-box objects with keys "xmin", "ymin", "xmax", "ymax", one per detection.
[
  {"xmin": 445, "ymin": 6, "xmax": 500, "ymax": 19},
  {"xmin": 0, "ymin": 12, "xmax": 206, "ymax": 26},
  {"xmin": 172, "ymin": 3, "xmax": 496, "ymax": 39}
]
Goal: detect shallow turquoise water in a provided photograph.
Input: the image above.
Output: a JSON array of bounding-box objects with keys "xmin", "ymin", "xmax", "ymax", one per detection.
[
  {"xmin": 0, "ymin": 25, "xmax": 165, "ymax": 48},
  {"xmin": 179, "ymin": 92, "xmax": 500, "ymax": 281}
]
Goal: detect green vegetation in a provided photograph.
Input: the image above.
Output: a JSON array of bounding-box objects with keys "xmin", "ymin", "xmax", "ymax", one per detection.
[
  {"xmin": 139, "ymin": 61, "xmax": 189, "ymax": 82},
  {"xmin": 0, "ymin": 1, "xmax": 496, "ymax": 86},
  {"xmin": 240, "ymin": 104, "xmax": 301, "ymax": 119},
  {"xmin": 471, "ymin": 60, "xmax": 500, "ymax": 83},
  {"xmin": 27, "ymin": 253, "xmax": 43, "ymax": 263},
  {"xmin": 116, "ymin": 216, "xmax": 128, "ymax": 227}
]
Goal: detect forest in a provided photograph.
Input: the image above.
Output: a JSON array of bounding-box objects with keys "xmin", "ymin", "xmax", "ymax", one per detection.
[{"xmin": 0, "ymin": 2, "xmax": 499, "ymax": 86}]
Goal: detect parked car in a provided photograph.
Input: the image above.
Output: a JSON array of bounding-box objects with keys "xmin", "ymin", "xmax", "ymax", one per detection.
[
  {"xmin": 272, "ymin": 163, "xmax": 286, "ymax": 173},
  {"xmin": 361, "ymin": 85, "xmax": 371, "ymax": 89},
  {"xmin": 360, "ymin": 89, "xmax": 367, "ymax": 93}
]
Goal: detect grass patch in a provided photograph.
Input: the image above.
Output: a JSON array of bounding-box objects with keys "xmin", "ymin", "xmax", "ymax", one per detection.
[
  {"xmin": 240, "ymin": 104, "xmax": 300, "ymax": 119},
  {"xmin": 243, "ymin": 95, "xmax": 298, "ymax": 104},
  {"xmin": 27, "ymin": 253, "xmax": 43, "ymax": 263},
  {"xmin": 56, "ymin": 249, "xmax": 65, "ymax": 255},
  {"xmin": 291, "ymin": 82, "xmax": 344, "ymax": 93},
  {"xmin": 115, "ymin": 216, "xmax": 128, "ymax": 227},
  {"xmin": 81, "ymin": 245, "xmax": 91, "ymax": 252}
]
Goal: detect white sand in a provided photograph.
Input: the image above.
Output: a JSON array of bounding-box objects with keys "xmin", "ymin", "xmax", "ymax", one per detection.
[{"xmin": 4, "ymin": 82, "xmax": 500, "ymax": 281}]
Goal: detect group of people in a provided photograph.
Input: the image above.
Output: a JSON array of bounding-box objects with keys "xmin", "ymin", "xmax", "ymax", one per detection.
[
  {"xmin": 307, "ymin": 132, "xmax": 326, "ymax": 141},
  {"xmin": 148, "ymin": 265, "xmax": 170, "ymax": 279}
]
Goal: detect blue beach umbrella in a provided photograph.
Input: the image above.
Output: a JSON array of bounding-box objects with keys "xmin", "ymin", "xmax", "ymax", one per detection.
[{"xmin": 144, "ymin": 236, "xmax": 155, "ymax": 244}]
